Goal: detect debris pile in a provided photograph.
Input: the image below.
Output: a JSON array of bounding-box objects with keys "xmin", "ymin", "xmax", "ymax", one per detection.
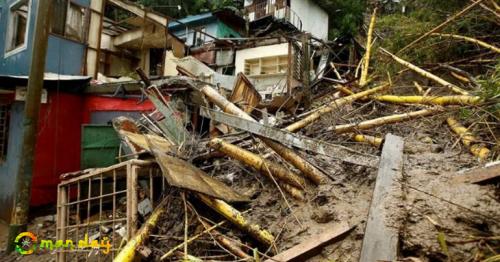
[{"xmin": 7, "ymin": 2, "xmax": 499, "ymax": 261}]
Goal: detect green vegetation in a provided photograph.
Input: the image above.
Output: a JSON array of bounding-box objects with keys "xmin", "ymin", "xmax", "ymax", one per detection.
[{"xmin": 313, "ymin": 0, "xmax": 367, "ymax": 39}]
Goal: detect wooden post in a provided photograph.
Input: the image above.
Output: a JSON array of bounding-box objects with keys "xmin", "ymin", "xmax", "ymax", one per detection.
[
  {"xmin": 302, "ymin": 33, "xmax": 311, "ymax": 108},
  {"xmin": 7, "ymin": 0, "xmax": 53, "ymax": 253},
  {"xmin": 359, "ymin": 134, "xmax": 404, "ymax": 262},
  {"xmin": 56, "ymin": 186, "xmax": 68, "ymax": 262}
]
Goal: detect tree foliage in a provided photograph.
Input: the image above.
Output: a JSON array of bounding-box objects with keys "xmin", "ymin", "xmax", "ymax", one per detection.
[{"xmin": 313, "ymin": 0, "xmax": 367, "ymax": 39}]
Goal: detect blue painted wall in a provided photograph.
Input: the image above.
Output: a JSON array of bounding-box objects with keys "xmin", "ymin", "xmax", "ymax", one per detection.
[
  {"xmin": 0, "ymin": 0, "xmax": 88, "ymax": 76},
  {"xmin": 0, "ymin": 0, "xmax": 90, "ymax": 222},
  {"xmin": 169, "ymin": 13, "xmax": 241, "ymax": 47},
  {"xmin": 0, "ymin": 102, "xmax": 24, "ymax": 221}
]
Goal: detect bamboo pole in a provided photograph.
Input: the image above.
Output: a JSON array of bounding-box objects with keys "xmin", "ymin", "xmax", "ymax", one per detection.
[
  {"xmin": 200, "ymin": 85, "xmax": 326, "ymax": 185},
  {"xmin": 114, "ymin": 198, "xmax": 168, "ymax": 262},
  {"xmin": 414, "ymin": 81, "xmax": 425, "ymax": 94},
  {"xmin": 197, "ymin": 194, "xmax": 275, "ymax": 246},
  {"xmin": 398, "ymin": 0, "xmax": 486, "ymax": 53},
  {"xmin": 373, "ymin": 95, "xmax": 482, "ymax": 106},
  {"xmin": 451, "ymin": 72, "xmax": 471, "ymax": 83},
  {"xmin": 208, "ymin": 138, "xmax": 306, "ymax": 191},
  {"xmin": 447, "ymin": 117, "xmax": 490, "ymax": 160},
  {"xmin": 431, "ymin": 33, "xmax": 500, "ymax": 53},
  {"xmin": 360, "ymin": 8, "xmax": 378, "ymax": 87},
  {"xmin": 285, "ymin": 84, "xmax": 388, "ymax": 132},
  {"xmin": 380, "ymin": 48, "xmax": 470, "ymax": 95},
  {"xmin": 160, "ymin": 220, "xmax": 227, "ymax": 260},
  {"xmin": 352, "ymin": 134, "xmax": 383, "ymax": 148},
  {"xmin": 330, "ymin": 108, "xmax": 442, "ymax": 134},
  {"xmin": 199, "ymin": 219, "xmax": 252, "ymax": 260}
]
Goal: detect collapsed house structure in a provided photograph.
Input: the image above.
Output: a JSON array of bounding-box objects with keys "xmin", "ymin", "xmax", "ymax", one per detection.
[{"xmin": 1, "ymin": 0, "xmax": 499, "ymax": 261}]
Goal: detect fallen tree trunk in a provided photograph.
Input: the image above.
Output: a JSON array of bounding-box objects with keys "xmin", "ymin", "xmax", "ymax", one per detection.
[
  {"xmin": 380, "ymin": 48, "xmax": 470, "ymax": 95},
  {"xmin": 114, "ymin": 198, "xmax": 169, "ymax": 262},
  {"xmin": 447, "ymin": 117, "xmax": 490, "ymax": 160},
  {"xmin": 285, "ymin": 84, "xmax": 388, "ymax": 132},
  {"xmin": 330, "ymin": 108, "xmax": 442, "ymax": 134},
  {"xmin": 201, "ymin": 85, "xmax": 326, "ymax": 185},
  {"xmin": 373, "ymin": 95, "xmax": 481, "ymax": 106},
  {"xmin": 197, "ymin": 194, "xmax": 275, "ymax": 246},
  {"xmin": 431, "ymin": 33, "xmax": 500, "ymax": 54},
  {"xmin": 208, "ymin": 138, "xmax": 306, "ymax": 198},
  {"xmin": 360, "ymin": 8, "xmax": 378, "ymax": 87}
]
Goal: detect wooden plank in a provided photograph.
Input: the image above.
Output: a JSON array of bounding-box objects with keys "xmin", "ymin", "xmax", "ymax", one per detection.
[
  {"xmin": 452, "ymin": 161, "xmax": 500, "ymax": 184},
  {"xmin": 202, "ymin": 108, "xmax": 379, "ymax": 167},
  {"xmin": 264, "ymin": 222, "xmax": 352, "ymax": 262},
  {"xmin": 359, "ymin": 134, "xmax": 404, "ymax": 262}
]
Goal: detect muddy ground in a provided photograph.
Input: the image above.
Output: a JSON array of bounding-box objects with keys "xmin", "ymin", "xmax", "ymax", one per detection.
[{"xmin": 1, "ymin": 99, "xmax": 499, "ymax": 261}]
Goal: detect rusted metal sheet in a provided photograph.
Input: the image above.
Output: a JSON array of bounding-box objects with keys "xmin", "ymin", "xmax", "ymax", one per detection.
[
  {"xmin": 203, "ymin": 108, "xmax": 379, "ymax": 168},
  {"xmin": 229, "ymin": 73, "xmax": 262, "ymax": 113},
  {"xmin": 149, "ymin": 138, "xmax": 249, "ymax": 203}
]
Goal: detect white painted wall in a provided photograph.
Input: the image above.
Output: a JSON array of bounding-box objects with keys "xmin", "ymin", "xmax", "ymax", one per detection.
[
  {"xmin": 235, "ymin": 43, "xmax": 289, "ymax": 92},
  {"xmin": 235, "ymin": 43, "xmax": 289, "ymax": 74},
  {"xmin": 291, "ymin": 0, "xmax": 329, "ymax": 40}
]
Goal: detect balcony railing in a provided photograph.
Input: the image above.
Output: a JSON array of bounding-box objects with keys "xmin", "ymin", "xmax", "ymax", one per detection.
[{"xmin": 248, "ymin": 1, "xmax": 303, "ymax": 31}]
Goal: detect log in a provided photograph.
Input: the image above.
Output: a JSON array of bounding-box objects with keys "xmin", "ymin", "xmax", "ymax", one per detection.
[
  {"xmin": 285, "ymin": 84, "xmax": 388, "ymax": 132},
  {"xmin": 264, "ymin": 222, "xmax": 352, "ymax": 262},
  {"xmin": 432, "ymin": 33, "xmax": 500, "ymax": 54},
  {"xmin": 197, "ymin": 194, "xmax": 275, "ymax": 246},
  {"xmin": 398, "ymin": 0, "xmax": 486, "ymax": 53},
  {"xmin": 330, "ymin": 108, "xmax": 442, "ymax": 134},
  {"xmin": 200, "ymin": 85, "xmax": 326, "ymax": 185},
  {"xmin": 208, "ymin": 138, "xmax": 306, "ymax": 199},
  {"xmin": 373, "ymin": 95, "xmax": 481, "ymax": 106},
  {"xmin": 359, "ymin": 134, "xmax": 405, "ymax": 262},
  {"xmin": 360, "ymin": 8, "xmax": 378, "ymax": 87},
  {"xmin": 447, "ymin": 117, "xmax": 490, "ymax": 160},
  {"xmin": 114, "ymin": 198, "xmax": 168, "ymax": 262},
  {"xmin": 380, "ymin": 48, "xmax": 470, "ymax": 95}
]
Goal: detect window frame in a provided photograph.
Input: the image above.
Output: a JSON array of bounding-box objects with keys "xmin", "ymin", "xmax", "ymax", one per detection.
[
  {"xmin": 49, "ymin": 0, "xmax": 89, "ymax": 44},
  {"xmin": 4, "ymin": 0, "xmax": 32, "ymax": 58}
]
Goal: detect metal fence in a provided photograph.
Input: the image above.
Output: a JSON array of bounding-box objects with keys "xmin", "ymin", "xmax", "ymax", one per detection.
[{"xmin": 56, "ymin": 160, "xmax": 165, "ymax": 261}]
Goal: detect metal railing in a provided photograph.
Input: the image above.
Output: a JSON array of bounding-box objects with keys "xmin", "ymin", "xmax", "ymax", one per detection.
[{"xmin": 249, "ymin": 1, "xmax": 303, "ymax": 31}]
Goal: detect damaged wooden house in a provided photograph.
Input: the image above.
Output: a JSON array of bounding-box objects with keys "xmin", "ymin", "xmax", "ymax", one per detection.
[{"xmin": 0, "ymin": 0, "xmax": 186, "ymax": 223}]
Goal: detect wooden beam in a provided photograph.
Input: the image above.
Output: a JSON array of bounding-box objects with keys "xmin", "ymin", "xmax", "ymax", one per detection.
[
  {"xmin": 264, "ymin": 222, "xmax": 352, "ymax": 262},
  {"xmin": 359, "ymin": 134, "xmax": 404, "ymax": 262},
  {"xmin": 452, "ymin": 161, "xmax": 500, "ymax": 184},
  {"xmin": 108, "ymin": 0, "xmax": 168, "ymax": 26}
]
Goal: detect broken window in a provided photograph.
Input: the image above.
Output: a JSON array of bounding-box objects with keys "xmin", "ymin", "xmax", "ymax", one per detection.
[
  {"xmin": 50, "ymin": 0, "xmax": 88, "ymax": 43},
  {"xmin": 5, "ymin": 0, "xmax": 30, "ymax": 54},
  {"xmin": 244, "ymin": 55, "xmax": 288, "ymax": 76},
  {"xmin": 0, "ymin": 105, "xmax": 10, "ymax": 162}
]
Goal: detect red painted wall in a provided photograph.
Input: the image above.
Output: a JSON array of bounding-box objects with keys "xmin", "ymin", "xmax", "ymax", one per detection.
[
  {"xmin": 31, "ymin": 91, "xmax": 84, "ymax": 206},
  {"xmin": 82, "ymin": 96, "xmax": 155, "ymax": 122},
  {"xmin": 29, "ymin": 94, "xmax": 156, "ymax": 206}
]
